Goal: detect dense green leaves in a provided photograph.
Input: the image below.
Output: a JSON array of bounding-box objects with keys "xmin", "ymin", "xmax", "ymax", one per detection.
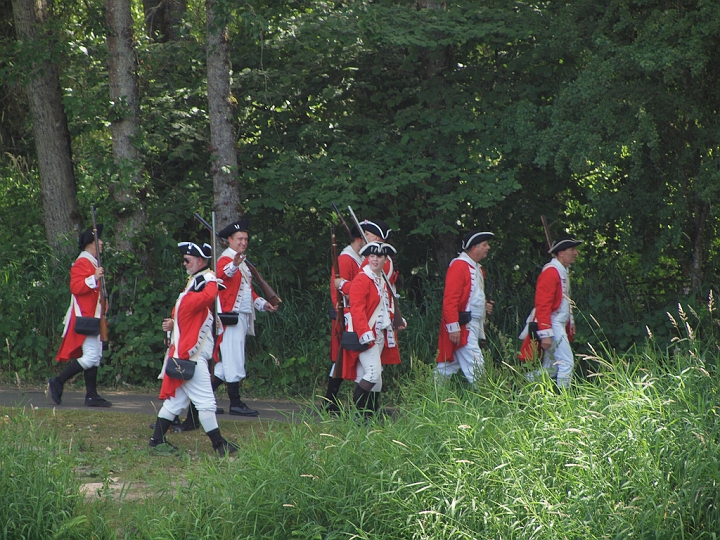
[{"xmin": 2, "ymin": 0, "xmax": 720, "ymax": 385}]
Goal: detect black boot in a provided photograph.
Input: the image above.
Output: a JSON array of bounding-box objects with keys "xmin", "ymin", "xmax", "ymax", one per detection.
[
  {"xmin": 368, "ymin": 391, "xmax": 381, "ymax": 415},
  {"xmin": 83, "ymin": 367, "xmax": 112, "ymax": 407},
  {"xmin": 206, "ymin": 428, "xmax": 239, "ymax": 456},
  {"xmin": 47, "ymin": 359, "xmax": 83, "ymax": 404},
  {"xmin": 227, "ymin": 382, "xmax": 258, "ymax": 417},
  {"xmin": 353, "ymin": 383, "xmax": 372, "ymax": 419},
  {"xmin": 177, "ymin": 402, "xmax": 200, "ymax": 432},
  {"xmin": 212, "ymin": 376, "xmax": 225, "ymax": 414},
  {"xmin": 149, "ymin": 417, "xmax": 177, "ymax": 449},
  {"xmin": 324, "ymin": 376, "xmax": 343, "ymax": 414}
]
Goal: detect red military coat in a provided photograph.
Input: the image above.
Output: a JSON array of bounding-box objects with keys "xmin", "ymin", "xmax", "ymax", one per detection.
[
  {"xmin": 159, "ymin": 271, "xmax": 218, "ymax": 399},
  {"xmin": 518, "ymin": 259, "xmax": 574, "ymax": 361},
  {"xmin": 213, "ymin": 249, "xmax": 260, "ymax": 357},
  {"xmin": 330, "ymin": 246, "xmax": 363, "ymax": 362},
  {"xmin": 341, "ymin": 267, "xmax": 401, "ymax": 381},
  {"xmin": 436, "ymin": 255, "xmax": 485, "ymax": 363},
  {"xmin": 56, "ymin": 252, "xmax": 101, "ymax": 362}
]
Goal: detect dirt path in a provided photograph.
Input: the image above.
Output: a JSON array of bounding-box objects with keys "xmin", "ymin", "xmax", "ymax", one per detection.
[{"xmin": 0, "ymin": 385, "xmax": 309, "ymax": 423}]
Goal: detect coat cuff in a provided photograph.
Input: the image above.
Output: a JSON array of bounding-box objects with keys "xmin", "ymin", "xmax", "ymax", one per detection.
[
  {"xmin": 84, "ymin": 275, "xmax": 98, "ymax": 289},
  {"xmin": 359, "ymin": 331, "xmax": 374, "ymax": 345},
  {"xmin": 536, "ymin": 328, "xmax": 554, "ymax": 339},
  {"xmin": 446, "ymin": 322, "xmax": 460, "ymax": 333},
  {"xmin": 254, "ymin": 298, "xmax": 266, "ymax": 311}
]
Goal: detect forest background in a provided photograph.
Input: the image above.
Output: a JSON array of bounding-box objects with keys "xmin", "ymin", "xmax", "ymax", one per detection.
[{"xmin": 1, "ymin": 0, "xmax": 719, "ymax": 394}]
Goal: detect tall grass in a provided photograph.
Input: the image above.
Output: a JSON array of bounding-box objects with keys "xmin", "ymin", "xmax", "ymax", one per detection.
[
  {"xmin": 0, "ymin": 413, "xmax": 92, "ymax": 539},
  {"xmin": 116, "ymin": 338, "xmax": 720, "ymax": 539}
]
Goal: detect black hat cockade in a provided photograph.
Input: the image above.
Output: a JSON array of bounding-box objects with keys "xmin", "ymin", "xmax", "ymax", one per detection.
[
  {"xmin": 217, "ymin": 219, "xmax": 249, "ymax": 240},
  {"xmin": 549, "ymin": 235, "xmax": 582, "ymax": 255},
  {"xmin": 462, "ymin": 231, "xmax": 494, "ymax": 251},
  {"xmin": 360, "ymin": 219, "xmax": 392, "ymax": 240},
  {"xmin": 178, "ymin": 241, "xmax": 212, "ymax": 259},
  {"xmin": 359, "ymin": 241, "xmax": 396, "ymax": 257},
  {"xmin": 78, "ymin": 225, "xmax": 103, "ymax": 250}
]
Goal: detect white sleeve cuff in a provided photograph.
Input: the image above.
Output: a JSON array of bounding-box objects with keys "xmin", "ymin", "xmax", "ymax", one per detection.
[
  {"xmin": 446, "ymin": 322, "xmax": 460, "ymax": 333},
  {"xmin": 224, "ymin": 262, "xmax": 238, "ymax": 277},
  {"xmin": 254, "ymin": 298, "xmax": 266, "ymax": 311},
  {"xmin": 84, "ymin": 275, "xmax": 98, "ymax": 289},
  {"xmin": 536, "ymin": 329, "xmax": 554, "ymax": 339},
  {"xmin": 359, "ymin": 331, "xmax": 375, "ymax": 345}
]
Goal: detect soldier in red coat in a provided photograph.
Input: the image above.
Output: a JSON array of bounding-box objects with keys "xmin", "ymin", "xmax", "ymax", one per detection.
[
  {"xmin": 48, "ymin": 226, "xmax": 112, "ymax": 408},
  {"xmin": 519, "ymin": 235, "xmax": 581, "ymax": 389},
  {"xmin": 342, "ymin": 241, "xmax": 406, "ymax": 418},
  {"xmin": 150, "ymin": 241, "xmax": 238, "ymax": 455},
  {"xmin": 435, "ymin": 231, "xmax": 495, "ymax": 385},
  {"xmin": 213, "ymin": 219, "xmax": 277, "ymax": 417},
  {"xmin": 324, "ymin": 219, "xmax": 393, "ymax": 413}
]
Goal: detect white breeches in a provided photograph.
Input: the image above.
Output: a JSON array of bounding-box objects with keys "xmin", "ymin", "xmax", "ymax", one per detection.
[
  {"xmin": 434, "ymin": 320, "xmax": 484, "ymax": 385},
  {"xmin": 159, "ymin": 338, "xmax": 218, "ymax": 432},
  {"xmin": 354, "ymin": 331, "xmax": 384, "ymax": 392},
  {"xmin": 215, "ymin": 313, "xmax": 250, "ymax": 383},
  {"xmin": 77, "ymin": 335, "xmax": 102, "ymax": 370},
  {"xmin": 527, "ymin": 323, "xmax": 574, "ymax": 388}
]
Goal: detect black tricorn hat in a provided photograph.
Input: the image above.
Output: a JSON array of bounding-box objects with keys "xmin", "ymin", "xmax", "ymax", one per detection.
[
  {"xmin": 360, "ymin": 219, "xmax": 392, "ymax": 240},
  {"xmin": 359, "ymin": 241, "xmax": 396, "ymax": 257},
  {"xmin": 461, "ymin": 231, "xmax": 494, "ymax": 251},
  {"xmin": 78, "ymin": 225, "xmax": 103, "ymax": 250},
  {"xmin": 178, "ymin": 241, "xmax": 212, "ymax": 259},
  {"xmin": 218, "ymin": 219, "xmax": 249, "ymax": 239},
  {"xmin": 549, "ymin": 235, "xmax": 582, "ymax": 255}
]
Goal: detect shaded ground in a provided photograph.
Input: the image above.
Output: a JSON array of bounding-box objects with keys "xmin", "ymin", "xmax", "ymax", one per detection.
[{"xmin": 0, "ymin": 385, "xmax": 308, "ymax": 423}]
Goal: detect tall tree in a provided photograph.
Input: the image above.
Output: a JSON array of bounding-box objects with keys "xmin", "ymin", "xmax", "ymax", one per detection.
[
  {"xmin": 206, "ymin": 0, "xmax": 241, "ymax": 227},
  {"xmin": 11, "ymin": 0, "xmax": 80, "ymax": 253},
  {"xmin": 105, "ymin": 0, "xmax": 147, "ymax": 253}
]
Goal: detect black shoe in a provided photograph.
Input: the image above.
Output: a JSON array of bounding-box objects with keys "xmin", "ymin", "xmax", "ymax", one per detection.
[
  {"xmin": 85, "ymin": 395, "xmax": 112, "ymax": 408},
  {"xmin": 216, "ymin": 407, "xmax": 225, "ymax": 415},
  {"xmin": 323, "ymin": 401, "xmax": 341, "ymax": 415},
  {"xmin": 213, "ymin": 439, "xmax": 239, "ymax": 456},
  {"xmin": 229, "ymin": 401, "xmax": 259, "ymax": 417},
  {"xmin": 47, "ymin": 378, "xmax": 63, "ymax": 405}
]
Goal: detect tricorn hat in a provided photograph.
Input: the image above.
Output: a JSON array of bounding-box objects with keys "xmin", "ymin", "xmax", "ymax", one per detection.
[
  {"xmin": 360, "ymin": 219, "xmax": 392, "ymax": 240},
  {"xmin": 461, "ymin": 231, "xmax": 494, "ymax": 251},
  {"xmin": 359, "ymin": 241, "xmax": 396, "ymax": 257},
  {"xmin": 217, "ymin": 219, "xmax": 250, "ymax": 239},
  {"xmin": 78, "ymin": 225, "xmax": 103, "ymax": 250},
  {"xmin": 549, "ymin": 235, "xmax": 582, "ymax": 255},
  {"xmin": 178, "ymin": 242, "xmax": 212, "ymax": 259}
]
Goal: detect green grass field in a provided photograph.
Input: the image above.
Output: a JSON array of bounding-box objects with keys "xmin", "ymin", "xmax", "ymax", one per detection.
[{"xmin": 1, "ymin": 343, "xmax": 719, "ymax": 539}]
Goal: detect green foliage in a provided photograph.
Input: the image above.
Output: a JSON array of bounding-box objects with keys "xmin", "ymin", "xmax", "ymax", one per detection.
[
  {"xmin": 0, "ymin": 413, "xmax": 91, "ymax": 539},
  {"xmin": 109, "ymin": 343, "xmax": 720, "ymax": 538}
]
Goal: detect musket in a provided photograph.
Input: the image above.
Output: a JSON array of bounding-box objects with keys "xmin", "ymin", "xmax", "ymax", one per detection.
[
  {"xmin": 330, "ymin": 228, "xmax": 344, "ymax": 378},
  {"xmin": 346, "ymin": 205, "xmax": 404, "ymax": 330},
  {"xmin": 90, "ymin": 206, "xmax": 109, "ymax": 345},
  {"xmin": 193, "ymin": 213, "xmax": 282, "ymax": 307},
  {"xmin": 540, "ymin": 215, "xmax": 553, "ymax": 252},
  {"xmin": 331, "ymin": 202, "xmax": 353, "ymax": 240}
]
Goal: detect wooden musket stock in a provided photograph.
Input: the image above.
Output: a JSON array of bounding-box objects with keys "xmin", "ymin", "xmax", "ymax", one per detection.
[
  {"xmin": 330, "ymin": 229, "xmax": 344, "ymax": 378},
  {"xmin": 91, "ymin": 205, "xmax": 109, "ymax": 344}
]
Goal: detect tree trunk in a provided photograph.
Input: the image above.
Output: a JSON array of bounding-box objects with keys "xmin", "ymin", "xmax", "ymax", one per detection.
[
  {"xmin": 106, "ymin": 0, "xmax": 147, "ymax": 254},
  {"xmin": 689, "ymin": 198, "xmax": 710, "ymax": 294},
  {"xmin": 206, "ymin": 0, "xmax": 241, "ymax": 227},
  {"xmin": 11, "ymin": 0, "xmax": 81, "ymax": 254},
  {"xmin": 142, "ymin": 0, "xmax": 186, "ymax": 42}
]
